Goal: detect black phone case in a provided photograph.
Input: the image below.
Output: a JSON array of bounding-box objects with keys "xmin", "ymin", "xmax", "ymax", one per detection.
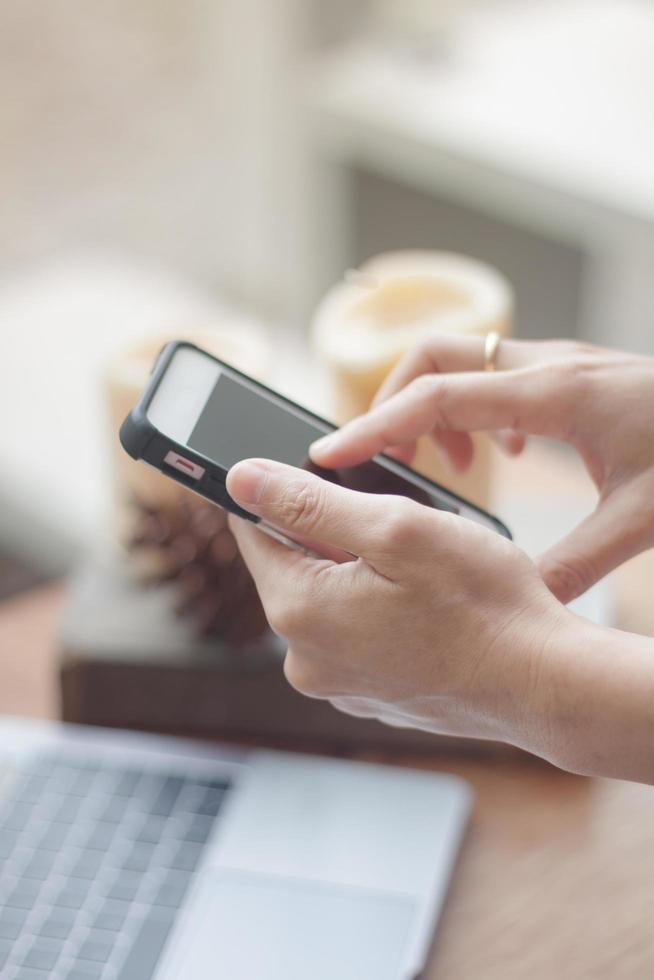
[{"xmin": 119, "ymin": 340, "xmax": 512, "ymax": 538}]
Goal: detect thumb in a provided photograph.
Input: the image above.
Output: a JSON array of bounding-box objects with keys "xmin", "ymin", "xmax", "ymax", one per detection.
[
  {"xmin": 537, "ymin": 487, "xmax": 647, "ymax": 603},
  {"xmin": 226, "ymin": 458, "xmax": 400, "ymax": 560}
]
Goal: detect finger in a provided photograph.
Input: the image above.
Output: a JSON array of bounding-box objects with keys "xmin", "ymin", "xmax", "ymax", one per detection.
[
  {"xmin": 230, "ymin": 516, "xmax": 339, "ymax": 642},
  {"xmin": 385, "ymin": 443, "xmax": 417, "ymax": 465},
  {"xmin": 386, "ymin": 355, "xmax": 476, "ymax": 471},
  {"xmin": 537, "ymin": 484, "xmax": 652, "ymax": 603},
  {"xmin": 372, "ymin": 335, "xmax": 535, "ymax": 407},
  {"xmin": 491, "ymin": 429, "xmax": 527, "ymax": 456},
  {"xmin": 310, "ymin": 366, "xmax": 568, "ymax": 468},
  {"xmin": 228, "ymin": 513, "xmax": 306, "ymax": 598},
  {"xmin": 372, "ymin": 338, "xmax": 479, "ymax": 408},
  {"xmin": 226, "ymin": 458, "xmax": 415, "ymax": 562},
  {"xmin": 432, "ymin": 429, "xmax": 475, "ymax": 471}
]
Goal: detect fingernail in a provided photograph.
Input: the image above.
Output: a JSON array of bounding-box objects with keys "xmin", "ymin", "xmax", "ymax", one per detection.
[
  {"xmin": 227, "ymin": 460, "xmax": 271, "ymax": 505},
  {"xmin": 310, "ymin": 433, "xmax": 338, "ymax": 456}
]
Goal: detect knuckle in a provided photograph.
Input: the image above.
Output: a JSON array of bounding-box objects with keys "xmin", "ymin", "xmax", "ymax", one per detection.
[
  {"xmin": 408, "ymin": 373, "xmax": 440, "ymax": 403},
  {"xmin": 278, "ymin": 479, "xmax": 324, "ymax": 532},
  {"xmin": 414, "ymin": 336, "xmax": 438, "ymax": 361},
  {"xmin": 542, "ymin": 555, "xmax": 595, "ymax": 602},
  {"xmin": 534, "ymin": 358, "xmax": 592, "ymax": 437},
  {"xmin": 265, "ymin": 598, "xmax": 302, "ymax": 639},
  {"xmin": 382, "ymin": 498, "xmax": 424, "ymax": 550},
  {"xmin": 264, "ymin": 603, "xmax": 287, "ymax": 638},
  {"xmin": 553, "ymin": 339, "xmax": 595, "ymax": 361},
  {"xmin": 422, "ymin": 374, "xmax": 455, "ymax": 429},
  {"xmin": 264, "ymin": 570, "xmax": 326, "ymax": 641},
  {"xmin": 543, "ymin": 357, "xmax": 579, "ymax": 386},
  {"xmin": 548, "ymin": 345, "xmax": 596, "ymax": 391},
  {"xmin": 283, "ymin": 653, "xmax": 323, "ymax": 697}
]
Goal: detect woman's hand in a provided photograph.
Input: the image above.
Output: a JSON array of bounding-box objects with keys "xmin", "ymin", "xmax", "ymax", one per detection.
[
  {"xmin": 310, "ymin": 337, "xmax": 654, "ymax": 603},
  {"xmin": 226, "ymin": 459, "xmax": 570, "ymax": 759}
]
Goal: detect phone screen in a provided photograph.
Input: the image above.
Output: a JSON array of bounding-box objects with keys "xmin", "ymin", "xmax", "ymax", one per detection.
[{"xmin": 186, "ymin": 370, "xmax": 460, "ymax": 514}]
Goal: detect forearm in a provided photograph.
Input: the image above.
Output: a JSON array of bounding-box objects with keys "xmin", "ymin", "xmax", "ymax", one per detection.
[{"xmin": 533, "ymin": 614, "xmax": 654, "ymax": 783}]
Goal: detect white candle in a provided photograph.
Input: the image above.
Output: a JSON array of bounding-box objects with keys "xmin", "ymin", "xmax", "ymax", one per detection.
[{"xmin": 312, "ymin": 251, "xmax": 513, "ymax": 507}]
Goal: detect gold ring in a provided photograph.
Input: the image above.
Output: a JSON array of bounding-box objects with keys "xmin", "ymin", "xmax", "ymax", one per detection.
[{"xmin": 484, "ymin": 331, "xmax": 502, "ymax": 371}]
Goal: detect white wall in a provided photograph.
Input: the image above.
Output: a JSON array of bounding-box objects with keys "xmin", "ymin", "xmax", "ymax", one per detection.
[{"xmin": 0, "ymin": 0, "xmax": 329, "ymax": 325}]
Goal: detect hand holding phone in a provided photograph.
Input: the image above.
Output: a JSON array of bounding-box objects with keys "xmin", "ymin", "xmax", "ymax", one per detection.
[{"xmin": 119, "ymin": 341, "xmax": 511, "ymax": 551}]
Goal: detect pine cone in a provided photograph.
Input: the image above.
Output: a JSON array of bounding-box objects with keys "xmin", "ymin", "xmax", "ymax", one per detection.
[{"xmin": 126, "ymin": 494, "xmax": 269, "ymax": 646}]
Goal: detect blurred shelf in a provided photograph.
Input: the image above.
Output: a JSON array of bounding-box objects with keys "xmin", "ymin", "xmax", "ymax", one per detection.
[{"xmin": 311, "ymin": 0, "xmax": 654, "ymax": 244}]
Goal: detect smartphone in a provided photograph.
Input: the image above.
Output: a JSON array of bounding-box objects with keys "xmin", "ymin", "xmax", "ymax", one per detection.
[{"xmin": 119, "ymin": 341, "xmax": 511, "ymax": 548}]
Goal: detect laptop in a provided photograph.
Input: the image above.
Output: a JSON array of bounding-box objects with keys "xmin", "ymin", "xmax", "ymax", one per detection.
[{"xmin": 0, "ymin": 717, "xmax": 470, "ymax": 980}]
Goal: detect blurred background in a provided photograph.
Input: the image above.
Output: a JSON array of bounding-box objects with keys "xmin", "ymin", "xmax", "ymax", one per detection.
[
  {"xmin": 2, "ymin": 9, "xmax": 654, "ymax": 971},
  {"xmin": 1, "ymin": 0, "xmax": 654, "ymax": 599}
]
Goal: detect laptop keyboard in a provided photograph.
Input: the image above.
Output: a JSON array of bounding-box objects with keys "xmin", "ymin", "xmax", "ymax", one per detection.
[{"xmin": 0, "ymin": 752, "xmax": 230, "ymax": 980}]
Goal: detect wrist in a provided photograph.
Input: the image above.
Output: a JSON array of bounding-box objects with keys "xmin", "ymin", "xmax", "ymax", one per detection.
[
  {"xmin": 519, "ymin": 611, "xmax": 654, "ymax": 782},
  {"xmin": 460, "ymin": 594, "xmax": 573, "ymax": 756},
  {"xmin": 491, "ymin": 598, "xmax": 576, "ymax": 762},
  {"xmin": 517, "ymin": 605, "xmax": 587, "ymax": 767}
]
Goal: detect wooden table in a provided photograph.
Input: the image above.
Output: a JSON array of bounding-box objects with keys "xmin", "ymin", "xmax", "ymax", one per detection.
[{"xmin": 3, "ymin": 578, "xmax": 654, "ymax": 978}]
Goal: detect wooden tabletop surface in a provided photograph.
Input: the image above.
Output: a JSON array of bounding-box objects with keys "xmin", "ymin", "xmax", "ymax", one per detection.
[
  {"xmin": 3, "ymin": 580, "xmax": 654, "ymax": 978},
  {"xmin": 2, "ymin": 442, "xmax": 654, "ymax": 978}
]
